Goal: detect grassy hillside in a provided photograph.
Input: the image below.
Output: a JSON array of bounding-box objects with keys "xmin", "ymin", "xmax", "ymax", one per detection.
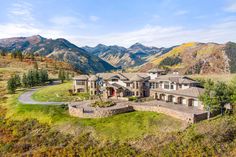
[
  {"xmin": 1, "ymin": 56, "xmax": 236, "ymax": 156},
  {"xmin": 138, "ymin": 42, "xmax": 233, "ymax": 74}
]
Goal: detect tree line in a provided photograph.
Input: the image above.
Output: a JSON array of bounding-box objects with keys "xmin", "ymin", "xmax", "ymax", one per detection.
[{"xmin": 7, "ymin": 69, "xmax": 49, "ymax": 93}]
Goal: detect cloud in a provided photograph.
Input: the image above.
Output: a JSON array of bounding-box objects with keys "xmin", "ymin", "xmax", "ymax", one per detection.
[
  {"xmin": 72, "ymin": 19, "xmax": 236, "ymax": 47},
  {"xmin": 50, "ymin": 16, "xmax": 86, "ymax": 28},
  {"xmin": 224, "ymin": 1, "xmax": 236, "ymax": 12},
  {"xmin": 89, "ymin": 16, "xmax": 99, "ymax": 22},
  {"xmin": 7, "ymin": 1, "xmax": 35, "ymax": 23},
  {"xmin": 174, "ymin": 10, "xmax": 188, "ymax": 16}
]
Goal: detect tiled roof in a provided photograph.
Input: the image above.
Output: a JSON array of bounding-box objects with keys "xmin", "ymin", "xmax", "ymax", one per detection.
[
  {"xmin": 156, "ymin": 75, "xmax": 197, "ymax": 84},
  {"xmin": 153, "ymin": 87, "xmax": 204, "ymax": 98}
]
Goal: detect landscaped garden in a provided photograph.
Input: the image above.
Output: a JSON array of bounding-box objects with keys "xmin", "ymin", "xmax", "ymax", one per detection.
[{"xmin": 32, "ymin": 81, "xmax": 90, "ymax": 102}]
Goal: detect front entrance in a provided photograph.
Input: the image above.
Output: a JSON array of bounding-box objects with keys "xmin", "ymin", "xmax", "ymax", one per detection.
[{"xmin": 107, "ymin": 87, "xmax": 116, "ymax": 97}]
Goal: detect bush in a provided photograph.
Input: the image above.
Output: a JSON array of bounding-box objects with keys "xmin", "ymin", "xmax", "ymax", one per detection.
[
  {"xmin": 91, "ymin": 101, "xmax": 116, "ymax": 108},
  {"xmin": 128, "ymin": 96, "xmax": 138, "ymax": 101},
  {"xmin": 159, "ymin": 56, "xmax": 182, "ymax": 66}
]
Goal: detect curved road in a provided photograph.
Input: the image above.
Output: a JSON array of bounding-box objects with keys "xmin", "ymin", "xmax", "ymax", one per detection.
[{"xmin": 18, "ymin": 85, "xmax": 66, "ymax": 105}]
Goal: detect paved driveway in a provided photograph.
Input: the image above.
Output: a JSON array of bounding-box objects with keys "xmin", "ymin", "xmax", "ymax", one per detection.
[{"xmin": 18, "ymin": 87, "xmax": 66, "ymax": 105}]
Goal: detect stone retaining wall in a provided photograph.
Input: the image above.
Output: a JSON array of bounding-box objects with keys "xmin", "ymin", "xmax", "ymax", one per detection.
[
  {"xmin": 68, "ymin": 104, "xmax": 134, "ymax": 118},
  {"xmin": 68, "ymin": 103, "xmax": 208, "ymax": 123}
]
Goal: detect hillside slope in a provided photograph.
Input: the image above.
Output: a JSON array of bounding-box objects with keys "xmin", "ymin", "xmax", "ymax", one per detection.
[
  {"xmin": 138, "ymin": 42, "xmax": 236, "ymax": 74},
  {"xmin": 0, "ymin": 35, "xmax": 116, "ymax": 73},
  {"xmin": 83, "ymin": 43, "xmax": 170, "ymax": 68}
]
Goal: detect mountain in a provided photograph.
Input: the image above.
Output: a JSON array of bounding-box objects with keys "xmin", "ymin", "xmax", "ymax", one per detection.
[
  {"xmin": 138, "ymin": 42, "xmax": 236, "ymax": 74},
  {"xmin": 83, "ymin": 43, "xmax": 170, "ymax": 68},
  {"xmin": 0, "ymin": 35, "xmax": 116, "ymax": 73}
]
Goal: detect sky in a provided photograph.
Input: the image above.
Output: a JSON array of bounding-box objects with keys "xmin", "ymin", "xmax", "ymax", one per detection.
[{"xmin": 0, "ymin": 0, "xmax": 236, "ymax": 47}]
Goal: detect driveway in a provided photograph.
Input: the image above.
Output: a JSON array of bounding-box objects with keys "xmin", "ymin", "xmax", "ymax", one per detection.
[{"xmin": 18, "ymin": 84, "xmax": 66, "ymax": 105}]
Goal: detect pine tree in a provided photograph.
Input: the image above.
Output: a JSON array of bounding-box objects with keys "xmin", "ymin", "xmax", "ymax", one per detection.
[
  {"xmin": 14, "ymin": 74, "xmax": 21, "ymax": 87},
  {"xmin": 27, "ymin": 70, "xmax": 34, "ymax": 87},
  {"xmin": 22, "ymin": 73, "xmax": 28, "ymax": 88},
  {"xmin": 32, "ymin": 70, "xmax": 39, "ymax": 85},
  {"xmin": 58, "ymin": 69, "xmax": 65, "ymax": 83},
  {"xmin": 7, "ymin": 76, "xmax": 17, "ymax": 94}
]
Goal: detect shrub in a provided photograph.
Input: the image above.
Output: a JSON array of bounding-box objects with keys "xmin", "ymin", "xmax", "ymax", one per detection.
[
  {"xmin": 128, "ymin": 96, "xmax": 138, "ymax": 101},
  {"xmin": 159, "ymin": 56, "xmax": 182, "ymax": 66},
  {"xmin": 91, "ymin": 101, "xmax": 116, "ymax": 108}
]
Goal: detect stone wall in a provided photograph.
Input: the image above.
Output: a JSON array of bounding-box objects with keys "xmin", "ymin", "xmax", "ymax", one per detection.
[
  {"xmin": 132, "ymin": 104, "xmax": 195, "ymax": 123},
  {"xmin": 68, "ymin": 103, "xmax": 208, "ymax": 123},
  {"xmin": 68, "ymin": 104, "xmax": 134, "ymax": 118},
  {"xmin": 132, "ymin": 104, "xmax": 208, "ymax": 123}
]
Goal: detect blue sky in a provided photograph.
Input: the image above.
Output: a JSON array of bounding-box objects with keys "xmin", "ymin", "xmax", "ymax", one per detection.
[{"xmin": 0, "ymin": 0, "xmax": 236, "ymax": 47}]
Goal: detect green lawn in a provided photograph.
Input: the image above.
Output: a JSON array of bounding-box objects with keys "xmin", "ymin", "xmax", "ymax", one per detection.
[
  {"xmin": 1, "ymin": 91, "xmax": 185, "ymax": 142},
  {"xmin": 32, "ymin": 81, "xmax": 89, "ymax": 102}
]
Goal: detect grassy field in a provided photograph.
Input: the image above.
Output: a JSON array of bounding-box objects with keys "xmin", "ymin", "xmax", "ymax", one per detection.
[
  {"xmin": 1, "ymin": 89, "xmax": 185, "ymax": 142},
  {"xmin": 32, "ymin": 81, "xmax": 90, "ymax": 102}
]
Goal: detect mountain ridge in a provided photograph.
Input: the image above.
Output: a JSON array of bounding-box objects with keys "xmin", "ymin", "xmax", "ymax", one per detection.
[{"xmin": 0, "ymin": 35, "xmax": 116, "ymax": 73}]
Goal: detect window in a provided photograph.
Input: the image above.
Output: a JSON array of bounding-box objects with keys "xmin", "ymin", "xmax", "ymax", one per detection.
[
  {"xmin": 136, "ymin": 82, "xmax": 139, "ymax": 88},
  {"xmin": 126, "ymin": 83, "xmax": 130, "ymax": 87},
  {"xmin": 170, "ymin": 84, "xmax": 174, "ymax": 89},
  {"xmin": 136, "ymin": 91, "xmax": 139, "ymax": 96},
  {"xmin": 164, "ymin": 82, "xmax": 169, "ymax": 89},
  {"xmin": 156, "ymin": 83, "xmax": 159, "ymax": 88},
  {"xmin": 111, "ymin": 79, "xmax": 118, "ymax": 82},
  {"xmin": 76, "ymin": 81, "xmax": 85, "ymax": 85},
  {"xmin": 179, "ymin": 84, "xmax": 182, "ymax": 88},
  {"xmin": 91, "ymin": 82, "xmax": 93, "ymax": 88}
]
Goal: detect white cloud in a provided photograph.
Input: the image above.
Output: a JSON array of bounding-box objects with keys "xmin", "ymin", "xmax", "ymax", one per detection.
[
  {"xmin": 7, "ymin": 1, "xmax": 35, "ymax": 23},
  {"xmin": 72, "ymin": 19, "xmax": 236, "ymax": 47},
  {"xmin": 174, "ymin": 10, "xmax": 188, "ymax": 16},
  {"xmin": 224, "ymin": 2, "xmax": 236, "ymax": 12},
  {"xmin": 89, "ymin": 15, "xmax": 99, "ymax": 22},
  {"xmin": 50, "ymin": 16, "xmax": 86, "ymax": 28}
]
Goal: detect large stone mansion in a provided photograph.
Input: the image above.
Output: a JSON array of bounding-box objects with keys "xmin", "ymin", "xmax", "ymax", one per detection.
[{"xmin": 73, "ymin": 68, "xmax": 205, "ymax": 109}]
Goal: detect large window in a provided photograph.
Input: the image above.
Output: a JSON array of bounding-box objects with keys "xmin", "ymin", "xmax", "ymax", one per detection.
[
  {"xmin": 164, "ymin": 82, "xmax": 169, "ymax": 89},
  {"xmin": 76, "ymin": 81, "xmax": 85, "ymax": 85}
]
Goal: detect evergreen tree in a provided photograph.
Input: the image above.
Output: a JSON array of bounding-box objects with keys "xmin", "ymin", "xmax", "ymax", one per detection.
[
  {"xmin": 7, "ymin": 76, "xmax": 17, "ymax": 94},
  {"xmin": 58, "ymin": 69, "xmax": 65, "ymax": 83},
  {"xmin": 32, "ymin": 70, "xmax": 39, "ymax": 85},
  {"xmin": 22, "ymin": 73, "xmax": 28, "ymax": 88},
  {"xmin": 27, "ymin": 70, "xmax": 34, "ymax": 87},
  {"xmin": 14, "ymin": 74, "xmax": 21, "ymax": 87}
]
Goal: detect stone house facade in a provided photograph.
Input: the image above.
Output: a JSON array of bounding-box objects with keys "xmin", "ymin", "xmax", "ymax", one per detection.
[{"xmin": 73, "ymin": 69, "xmax": 205, "ymax": 109}]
